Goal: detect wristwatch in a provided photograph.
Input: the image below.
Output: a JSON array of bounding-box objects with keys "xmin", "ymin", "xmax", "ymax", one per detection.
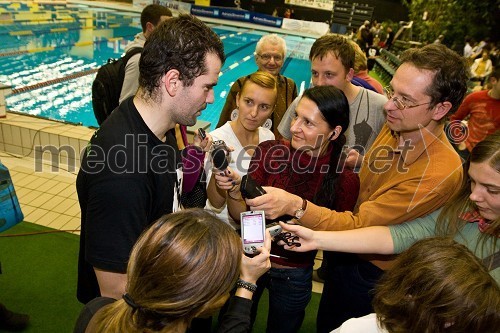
[{"xmin": 294, "ymin": 198, "xmax": 307, "ymax": 219}]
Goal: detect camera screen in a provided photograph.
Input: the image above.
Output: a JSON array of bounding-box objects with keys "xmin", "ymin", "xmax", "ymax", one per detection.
[{"xmin": 242, "ymin": 213, "xmax": 265, "ymax": 244}]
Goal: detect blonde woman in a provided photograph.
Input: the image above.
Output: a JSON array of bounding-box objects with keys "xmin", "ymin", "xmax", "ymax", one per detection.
[{"xmin": 207, "ymin": 71, "xmax": 277, "ymax": 228}]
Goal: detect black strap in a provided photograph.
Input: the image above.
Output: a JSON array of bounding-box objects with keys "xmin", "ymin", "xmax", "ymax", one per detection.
[{"xmin": 123, "ymin": 47, "xmax": 143, "ymax": 65}]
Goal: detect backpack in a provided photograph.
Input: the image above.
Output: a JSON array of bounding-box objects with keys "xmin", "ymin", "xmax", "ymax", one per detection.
[{"xmin": 92, "ymin": 47, "xmax": 143, "ymax": 125}]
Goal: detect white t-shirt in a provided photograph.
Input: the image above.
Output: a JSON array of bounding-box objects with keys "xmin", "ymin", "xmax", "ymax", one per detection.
[
  {"xmin": 205, "ymin": 121, "xmax": 274, "ymax": 229},
  {"xmin": 331, "ymin": 314, "xmax": 387, "ymax": 333}
]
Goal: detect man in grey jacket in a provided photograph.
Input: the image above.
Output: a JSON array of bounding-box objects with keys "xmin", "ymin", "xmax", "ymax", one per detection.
[{"xmin": 119, "ymin": 4, "xmax": 172, "ymax": 103}]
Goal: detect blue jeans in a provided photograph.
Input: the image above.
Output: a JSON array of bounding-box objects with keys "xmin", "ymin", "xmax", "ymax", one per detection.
[
  {"xmin": 251, "ymin": 266, "xmax": 313, "ymax": 333},
  {"xmin": 316, "ymin": 252, "xmax": 384, "ymax": 333}
]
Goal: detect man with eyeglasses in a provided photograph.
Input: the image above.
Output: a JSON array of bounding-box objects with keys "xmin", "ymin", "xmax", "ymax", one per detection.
[
  {"xmin": 215, "ymin": 34, "xmax": 297, "ymax": 138},
  {"xmin": 246, "ymin": 44, "xmax": 467, "ymax": 332}
]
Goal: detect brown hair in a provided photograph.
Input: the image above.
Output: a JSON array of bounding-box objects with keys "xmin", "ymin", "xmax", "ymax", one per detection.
[
  {"xmin": 242, "ymin": 71, "xmax": 277, "ymax": 91},
  {"xmin": 240, "ymin": 71, "xmax": 278, "ymax": 107},
  {"xmin": 309, "ymin": 34, "xmax": 354, "ymax": 74},
  {"xmin": 374, "ymin": 237, "xmax": 500, "ymax": 333},
  {"xmin": 140, "ymin": 4, "xmax": 172, "ymax": 32},
  {"xmin": 348, "ymin": 40, "xmax": 368, "ymax": 72},
  {"xmin": 399, "ymin": 44, "xmax": 468, "ymax": 114},
  {"xmin": 139, "ymin": 15, "xmax": 225, "ymax": 99},
  {"xmin": 437, "ymin": 131, "xmax": 500, "ymax": 264},
  {"xmin": 90, "ymin": 209, "xmax": 242, "ymax": 332}
]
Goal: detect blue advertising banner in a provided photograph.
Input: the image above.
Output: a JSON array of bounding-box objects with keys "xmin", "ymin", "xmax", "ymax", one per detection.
[
  {"xmin": 191, "ymin": 5, "xmax": 219, "ymax": 18},
  {"xmin": 190, "ymin": 6, "xmax": 282, "ymax": 29},
  {"xmin": 251, "ymin": 13, "xmax": 282, "ymax": 27},
  {"xmin": 219, "ymin": 8, "xmax": 251, "ymax": 22}
]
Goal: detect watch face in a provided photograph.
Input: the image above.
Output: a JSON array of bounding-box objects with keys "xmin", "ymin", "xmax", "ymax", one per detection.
[{"xmin": 295, "ymin": 208, "xmax": 305, "ymax": 219}]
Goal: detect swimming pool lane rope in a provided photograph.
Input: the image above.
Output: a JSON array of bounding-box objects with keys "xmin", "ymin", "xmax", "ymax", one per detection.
[
  {"xmin": 11, "ymin": 68, "xmax": 98, "ymax": 95},
  {"xmin": 7, "ymin": 28, "xmax": 278, "ymax": 95},
  {"xmin": 0, "ymin": 27, "xmax": 252, "ymax": 58},
  {"xmin": 0, "ymin": 32, "xmax": 137, "ymax": 58},
  {"xmin": 0, "ymin": 22, "xmax": 139, "ymax": 38}
]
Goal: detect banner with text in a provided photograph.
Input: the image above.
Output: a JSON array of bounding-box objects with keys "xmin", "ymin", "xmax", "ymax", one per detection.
[
  {"xmin": 190, "ymin": 6, "xmax": 282, "ymax": 28},
  {"xmin": 152, "ymin": 0, "xmax": 192, "ymax": 14}
]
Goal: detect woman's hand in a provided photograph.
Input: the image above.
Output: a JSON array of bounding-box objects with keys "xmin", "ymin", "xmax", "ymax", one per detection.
[
  {"xmin": 345, "ymin": 149, "xmax": 363, "ymax": 169},
  {"xmin": 193, "ymin": 128, "xmax": 213, "ymax": 152},
  {"xmin": 245, "ymin": 187, "xmax": 302, "ymax": 220},
  {"xmin": 240, "ymin": 231, "xmax": 272, "ymax": 284},
  {"xmin": 278, "ymin": 222, "xmax": 318, "ymax": 252},
  {"xmin": 213, "ymin": 166, "xmax": 241, "ymax": 192}
]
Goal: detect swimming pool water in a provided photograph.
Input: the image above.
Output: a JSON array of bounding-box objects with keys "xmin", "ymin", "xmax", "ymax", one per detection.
[{"xmin": 0, "ymin": 3, "xmax": 313, "ymax": 130}]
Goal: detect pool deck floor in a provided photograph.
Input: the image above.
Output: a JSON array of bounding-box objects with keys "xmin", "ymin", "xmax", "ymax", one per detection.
[{"xmin": 0, "ymin": 112, "xmax": 87, "ymax": 235}]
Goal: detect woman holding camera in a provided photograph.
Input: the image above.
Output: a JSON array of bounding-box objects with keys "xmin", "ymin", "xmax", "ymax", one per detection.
[
  {"xmin": 215, "ymin": 85, "xmax": 360, "ymax": 333},
  {"xmin": 206, "ymin": 71, "xmax": 277, "ymax": 229}
]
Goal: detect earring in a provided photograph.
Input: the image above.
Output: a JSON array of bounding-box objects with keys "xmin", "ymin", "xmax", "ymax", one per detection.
[
  {"xmin": 263, "ymin": 118, "xmax": 272, "ymax": 130},
  {"xmin": 230, "ymin": 109, "xmax": 239, "ymax": 120}
]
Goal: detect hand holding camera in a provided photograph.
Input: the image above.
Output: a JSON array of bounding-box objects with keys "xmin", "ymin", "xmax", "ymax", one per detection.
[
  {"xmin": 211, "ymin": 139, "xmax": 230, "ymax": 171},
  {"xmin": 193, "ymin": 128, "xmax": 213, "ymax": 152}
]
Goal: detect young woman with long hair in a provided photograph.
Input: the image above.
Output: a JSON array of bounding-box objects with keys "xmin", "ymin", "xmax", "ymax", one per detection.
[
  {"xmin": 206, "ymin": 71, "xmax": 277, "ymax": 228},
  {"xmin": 74, "ymin": 209, "xmax": 271, "ymax": 333}
]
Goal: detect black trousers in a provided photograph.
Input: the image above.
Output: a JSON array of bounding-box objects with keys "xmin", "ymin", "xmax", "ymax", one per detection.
[{"xmin": 316, "ymin": 252, "xmax": 384, "ymax": 333}]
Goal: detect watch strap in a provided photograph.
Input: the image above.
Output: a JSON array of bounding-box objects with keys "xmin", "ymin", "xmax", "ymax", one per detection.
[
  {"xmin": 236, "ymin": 278, "xmax": 257, "ymax": 293},
  {"xmin": 294, "ymin": 198, "xmax": 307, "ymax": 219}
]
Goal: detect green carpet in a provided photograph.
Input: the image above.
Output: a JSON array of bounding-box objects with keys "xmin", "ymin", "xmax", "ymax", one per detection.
[
  {"xmin": 0, "ymin": 222, "xmax": 320, "ymax": 332},
  {"xmin": 0, "ymin": 222, "xmax": 82, "ymax": 333}
]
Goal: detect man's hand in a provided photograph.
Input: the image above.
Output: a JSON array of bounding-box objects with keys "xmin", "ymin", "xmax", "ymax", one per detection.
[
  {"xmin": 345, "ymin": 149, "xmax": 363, "ymax": 169},
  {"xmin": 245, "ymin": 187, "xmax": 302, "ymax": 220}
]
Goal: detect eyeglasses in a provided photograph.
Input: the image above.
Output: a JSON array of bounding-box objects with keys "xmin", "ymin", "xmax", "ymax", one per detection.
[
  {"xmin": 384, "ymin": 87, "xmax": 431, "ymax": 110},
  {"xmin": 257, "ymin": 53, "xmax": 283, "ymax": 62}
]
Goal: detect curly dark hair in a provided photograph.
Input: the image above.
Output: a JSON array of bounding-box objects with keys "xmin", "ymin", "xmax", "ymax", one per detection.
[{"xmin": 139, "ymin": 15, "xmax": 225, "ymax": 99}]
